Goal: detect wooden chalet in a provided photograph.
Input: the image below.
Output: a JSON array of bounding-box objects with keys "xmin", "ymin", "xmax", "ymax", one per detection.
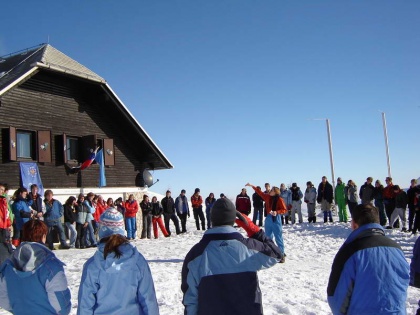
[{"xmin": 0, "ymin": 44, "xmax": 173, "ymax": 192}]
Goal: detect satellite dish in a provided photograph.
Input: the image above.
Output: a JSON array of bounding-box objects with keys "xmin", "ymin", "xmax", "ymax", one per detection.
[
  {"xmin": 143, "ymin": 169, "xmax": 153, "ymax": 187},
  {"xmin": 143, "ymin": 169, "xmax": 159, "ymax": 187}
]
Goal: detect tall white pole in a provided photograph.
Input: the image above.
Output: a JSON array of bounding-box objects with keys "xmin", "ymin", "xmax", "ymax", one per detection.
[
  {"xmin": 326, "ymin": 119, "xmax": 336, "ymax": 191},
  {"xmin": 381, "ymin": 112, "xmax": 392, "ymax": 178}
]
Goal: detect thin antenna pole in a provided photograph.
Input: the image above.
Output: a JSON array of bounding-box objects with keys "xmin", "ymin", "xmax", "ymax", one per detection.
[
  {"xmin": 47, "ymin": 35, "xmax": 50, "ymax": 44},
  {"xmin": 381, "ymin": 112, "xmax": 392, "ymax": 178},
  {"xmin": 326, "ymin": 119, "xmax": 336, "ymax": 191}
]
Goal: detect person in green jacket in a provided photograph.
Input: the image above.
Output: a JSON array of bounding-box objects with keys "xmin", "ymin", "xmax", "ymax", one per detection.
[{"xmin": 334, "ymin": 177, "xmax": 348, "ymax": 222}]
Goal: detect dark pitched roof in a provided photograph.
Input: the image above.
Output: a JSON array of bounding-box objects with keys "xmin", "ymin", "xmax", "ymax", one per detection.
[{"xmin": 0, "ymin": 44, "xmax": 173, "ymax": 170}]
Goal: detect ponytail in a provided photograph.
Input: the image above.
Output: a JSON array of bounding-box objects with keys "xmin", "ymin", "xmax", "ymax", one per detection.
[{"xmin": 101, "ymin": 234, "xmax": 129, "ymax": 259}]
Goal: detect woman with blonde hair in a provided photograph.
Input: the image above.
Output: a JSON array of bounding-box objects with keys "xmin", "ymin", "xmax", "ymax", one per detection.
[{"xmin": 78, "ymin": 207, "xmax": 159, "ymax": 314}]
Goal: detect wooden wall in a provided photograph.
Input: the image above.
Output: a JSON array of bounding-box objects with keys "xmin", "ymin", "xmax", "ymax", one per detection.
[{"xmin": 0, "ymin": 71, "xmax": 165, "ymax": 189}]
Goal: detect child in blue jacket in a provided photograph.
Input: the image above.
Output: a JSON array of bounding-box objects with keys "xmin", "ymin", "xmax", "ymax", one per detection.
[{"xmin": 78, "ymin": 207, "xmax": 159, "ymax": 315}]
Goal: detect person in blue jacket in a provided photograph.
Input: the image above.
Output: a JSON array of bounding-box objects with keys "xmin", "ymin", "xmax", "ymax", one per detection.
[
  {"xmin": 0, "ymin": 219, "xmax": 71, "ymax": 315},
  {"xmin": 43, "ymin": 190, "xmax": 70, "ymax": 250},
  {"xmin": 78, "ymin": 206, "xmax": 159, "ymax": 315},
  {"xmin": 175, "ymin": 189, "xmax": 190, "ymax": 233},
  {"xmin": 182, "ymin": 198, "xmax": 283, "ymax": 315},
  {"xmin": 327, "ymin": 204, "xmax": 409, "ymax": 315},
  {"xmin": 410, "ymin": 235, "xmax": 420, "ymax": 315},
  {"xmin": 11, "ymin": 187, "xmax": 36, "ymax": 245}
]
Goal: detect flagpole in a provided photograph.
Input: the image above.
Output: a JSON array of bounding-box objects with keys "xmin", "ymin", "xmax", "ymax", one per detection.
[
  {"xmin": 381, "ymin": 112, "xmax": 392, "ymax": 178},
  {"xmin": 326, "ymin": 119, "xmax": 336, "ymax": 191}
]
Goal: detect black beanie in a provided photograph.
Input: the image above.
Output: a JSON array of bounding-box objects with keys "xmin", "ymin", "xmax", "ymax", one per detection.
[{"xmin": 211, "ymin": 198, "xmax": 237, "ymax": 227}]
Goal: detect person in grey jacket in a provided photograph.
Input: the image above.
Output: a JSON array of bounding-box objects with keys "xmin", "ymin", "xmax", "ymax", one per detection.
[
  {"xmin": 345, "ymin": 180, "xmax": 358, "ymax": 216},
  {"xmin": 304, "ymin": 181, "xmax": 317, "ymax": 223},
  {"xmin": 75, "ymin": 194, "xmax": 90, "ymax": 249}
]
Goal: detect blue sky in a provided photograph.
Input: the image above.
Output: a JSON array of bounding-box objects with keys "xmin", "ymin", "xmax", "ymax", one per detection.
[{"xmin": 1, "ymin": 1, "xmax": 419, "ymax": 199}]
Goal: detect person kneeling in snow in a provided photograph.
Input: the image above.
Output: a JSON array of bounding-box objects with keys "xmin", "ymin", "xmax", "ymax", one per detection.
[
  {"xmin": 0, "ymin": 220, "xmax": 71, "ymax": 315},
  {"xmin": 327, "ymin": 204, "xmax": 409, "ymax": 315},
  {"xmin": 181, "ymin": 198, "xmax": 283, "ymax": 315}
]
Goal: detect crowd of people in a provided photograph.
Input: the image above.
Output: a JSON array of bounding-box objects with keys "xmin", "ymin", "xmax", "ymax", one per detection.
[{"xmin": 0, "ymin": 176, "xmax": 420, "ymax": 314}]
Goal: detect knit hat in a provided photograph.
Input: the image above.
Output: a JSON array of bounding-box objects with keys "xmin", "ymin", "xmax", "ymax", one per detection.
[
  {"xmin": 99, "ymin": 207, "xmax": 127, "ymax": 239},
  {"xmin": 211, "ymin": 198, "xmax": 237, "ymax": 227}
]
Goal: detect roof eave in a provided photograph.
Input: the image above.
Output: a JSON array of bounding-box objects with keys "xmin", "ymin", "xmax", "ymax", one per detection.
[
  {"xmin": 33, "ymin": 62, "xmax": 106, "ymax": 84},
  {"xmin": 101, "ymin": 83, "xmax": 174, "ymax": 170},
  {"xmin": 0, "ymin": 67, "xmax": 39, "ymax": 96}
]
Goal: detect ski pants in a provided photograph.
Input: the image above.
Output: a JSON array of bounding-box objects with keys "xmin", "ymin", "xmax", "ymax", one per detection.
[
  {"xmin": 390, "ymin": 207, "xmax": 406, "ymax": 229},
  {"xmin": 291, "ymin": 201, "xmax": 302, "ymax": 224},
  {"xmin": 264, "ymin": 214, "xmax": 284, "ymax": 254}
]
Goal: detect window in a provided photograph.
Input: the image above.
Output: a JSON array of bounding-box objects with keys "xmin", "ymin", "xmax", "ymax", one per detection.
[
  {"xmin": 16, "ymin": 131, "xmax": 33, "ymax": 159},
  {"xmin": 66, "ymin": 137, "xmax": 79, "ymax": 161}
]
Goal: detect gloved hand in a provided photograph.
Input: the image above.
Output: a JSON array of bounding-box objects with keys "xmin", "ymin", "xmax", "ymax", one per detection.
[
  {"xmin": 235, "ymin": 211, "xmax": 260, "ymax": 237},
  {"xmin": 287, "ymin": 204, "xmax": 292, "ymax": 210}
]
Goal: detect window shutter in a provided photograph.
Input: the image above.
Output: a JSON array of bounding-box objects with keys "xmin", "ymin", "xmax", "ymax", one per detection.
[
  {"xmin": 9, "ymin": 127, "xmax": 17, "ymax": 161},
  {"xmin": 62, "ymin": 133, "xmax": 67, "ymax": 163},
  {"xmin": 80, "ymin": 135, "xmax": 97, "ymax": 162},
  {"xmin": 37, "ymin": 130, "xmax": 52, "ymax": 163},
  {"xmin": 103, "ymin": 138, "xmax": 115, "ymax": 166}
]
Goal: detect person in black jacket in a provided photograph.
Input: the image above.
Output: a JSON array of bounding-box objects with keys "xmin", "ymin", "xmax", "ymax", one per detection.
[
  {"xmin": 27, "ymin": 184, "xmax": 44, "ymax": 220},
  {"xmin": 387, "ymin": 185, "xmax": 408, "ymax": 232},
  {"xmin": 151, "ymin": 196, "xmax": 169, "ymax": 238},
  {"xmin": 161, "ymin": 190, "xmax": 181, "ymax": 235},
  {"xmin": 317, "ymin": 176, "xmax": 334, "ymax": 223},
  {"xmin": 140, "ymin": 195, "xmax": 152, "ymax": 239},
  {"xmin": 64, "ymin": 196, "xmax": 78, "ymax": 248},
  {"xmin": 407, "ymin": 179, "xmax": 420, "ymax": 232},
  {"xmin": 252, "ymin": 186, "xmax": 264, "ymax": 226},
  {"xmin": 373, "ymin": 180, "xmax": 387, "ymax": 226},
  {"xmin": 359, "ymin": 177, "xmax": 375, "ymax": 205}
]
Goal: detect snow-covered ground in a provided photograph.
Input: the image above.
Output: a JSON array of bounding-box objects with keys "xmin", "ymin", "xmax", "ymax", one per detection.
[
  {"xmin": 1, "ymin": 215, "xmax": 419, "ymax": 315},
  {"xmin": 57, "ymin": 218, "xmax": 419, "ymax": 314}
]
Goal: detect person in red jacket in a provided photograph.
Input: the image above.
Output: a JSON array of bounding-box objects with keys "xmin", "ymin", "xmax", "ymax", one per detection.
[
  {"xmin": 0, "ymin": 184, "xmax": 12, "ymax": 264},
  {"xmin": 124, "ymin": 194, "xmax": 139, "ymax": 240},
  {"xmin": 94, "ymin": 195, "xmax": 107, "ymax": 223},
  {"xmin": 235, "ymin": 188, "xmax": 251, "ymax": 216},
  {"xmin": 383, "ymin": 177, "xmax": 398, "ymax": 228},
  {"xmin": 246, "ymin": 183, "xmax": 287, "ymax": 261},
  {"xmin": 191, "ymin": 188, "xmax": 205, "ymax": 231}
]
